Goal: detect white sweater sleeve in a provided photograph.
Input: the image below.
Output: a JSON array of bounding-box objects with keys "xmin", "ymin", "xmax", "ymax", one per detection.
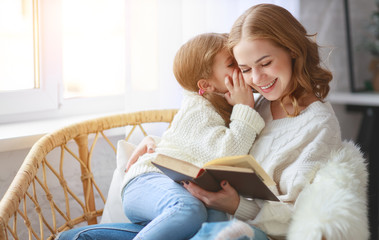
[
  {"xmin": 234, "ymin": 196, "xmax": 260, "ymax": 221},
  {"xmin": 158, "ymin": 94, "xmax": 265, "ymax": 165},
  {"xmin": 198, "ymin": 103, "xmax": 264, "ymax": 160}
]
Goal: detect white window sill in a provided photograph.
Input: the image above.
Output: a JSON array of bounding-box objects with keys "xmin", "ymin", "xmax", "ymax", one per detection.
[
  {"xmin": 328, "ymin": 91, "xmax": 379, "ymax": 106},
  {"xmin": 0, "ymin": 112, "xmax": 125, "ymax": 153}
]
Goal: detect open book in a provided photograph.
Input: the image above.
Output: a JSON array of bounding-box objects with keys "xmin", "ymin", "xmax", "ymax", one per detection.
[{"xmin": 152, "ymin": 154, "xmax": 279, "ymax": 201}]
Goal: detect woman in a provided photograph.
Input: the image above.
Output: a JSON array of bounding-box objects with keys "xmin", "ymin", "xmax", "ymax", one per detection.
[
  {"xmin": 56, "ymin": 4, "xmax": 342, "ymax": 240},
  {"xmin": 183, "ymin": 3, "xmax": 341, "ymax": 240}
]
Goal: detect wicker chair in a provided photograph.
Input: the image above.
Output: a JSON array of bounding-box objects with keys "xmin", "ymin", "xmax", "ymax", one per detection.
[
  {"xmin": 0, "ymin": 109, "xmax": 369, "ymax": 240},
  {"xmin": 0, "ymin": 109, "xmax": 178, "ymax": 240}
]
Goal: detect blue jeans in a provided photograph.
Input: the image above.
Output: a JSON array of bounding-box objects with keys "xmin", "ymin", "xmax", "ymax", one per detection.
[
  {"xmin": 55, "ymin": 220, "xmax": 268, "ymax": 240},
  {"xmin": 122, "ymin": 173, "xmax": 227, "ymax": 239},
  {"xmin": 55, "ymin": 223, "xmax": 142, "ymax": 240}
]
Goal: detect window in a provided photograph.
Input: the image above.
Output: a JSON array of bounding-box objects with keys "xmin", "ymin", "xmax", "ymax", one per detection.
[
  {"xmin": 0, "ymin": 0, "xmax": 55, "ymax": 118},
  {"xmin": 0, "ymin": 0, "xmax": 125, "ymax": 123},
  {"xmin": 0, "ymin": 0, "xmax": 35, "ymax": 92}
]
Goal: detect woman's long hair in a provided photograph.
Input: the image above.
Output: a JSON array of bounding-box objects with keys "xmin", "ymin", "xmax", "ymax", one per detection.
[
  {"xmin": 228, "ymin": 4, "xmax": 332, "ymax": 116},
  {"xmin": 173, "ymin": 33, "xmax": 233, "ymax": 125}
]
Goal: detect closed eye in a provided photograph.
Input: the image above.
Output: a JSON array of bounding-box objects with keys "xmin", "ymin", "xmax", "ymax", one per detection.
[
  {"xmin": 241, "ymin": 68, "xmax": 251, "ymax": 73},
  {"xmin": 262, "ymin": 61, "xmax": 272, "ymax": 67}
]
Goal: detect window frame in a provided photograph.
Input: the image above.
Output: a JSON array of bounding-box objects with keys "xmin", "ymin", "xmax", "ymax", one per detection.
[{"xmin": 0, "ymin": 0, "xmax": 125, "ymax": 124}]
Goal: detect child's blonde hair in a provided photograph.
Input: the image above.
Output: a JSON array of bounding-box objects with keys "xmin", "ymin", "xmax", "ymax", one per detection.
[{"xmin": 173, "ymin": 33, "xmax": 233, "ymax": 125}]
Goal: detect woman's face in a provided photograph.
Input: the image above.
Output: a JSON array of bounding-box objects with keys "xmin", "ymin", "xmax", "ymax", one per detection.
[{"xmin": 233, "ymin": 38, "xmax": 293, "ymax": 102}]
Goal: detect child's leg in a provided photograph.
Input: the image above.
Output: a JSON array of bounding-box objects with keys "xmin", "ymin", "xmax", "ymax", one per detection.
[
  {"xmin": 122, "ymin": 173, "xmax": 208, "ymax": 240},
  {"xmin": 206, "ymin": 208, "xmax": 228, "ymax": 222},
  {"xmin": 55, "ymin": 223, "xmax": 143, "ymax": 240}
]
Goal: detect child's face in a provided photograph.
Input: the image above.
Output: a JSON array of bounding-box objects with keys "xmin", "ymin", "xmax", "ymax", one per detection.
[
  {"xmin": 208, "ymin": 49, "xmax": 237, "ymax": 93},
  {"xmin": 233, "ymin": 38, "xmax": 293, "ymax": 102}
]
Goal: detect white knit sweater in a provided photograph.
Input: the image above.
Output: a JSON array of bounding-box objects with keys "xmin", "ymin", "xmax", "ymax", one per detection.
[
  {"xmin": 234, "ymin": 97, "xmax": 342, "ymax": 240},
  {"xmin": 121, "ymin": 91, "xmax": 265, "ymax": 189}
]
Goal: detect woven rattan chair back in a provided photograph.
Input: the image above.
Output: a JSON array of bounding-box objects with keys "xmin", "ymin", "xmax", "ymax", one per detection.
[{"xmin": 0, "ymin": 109, "xmax": 178, "ymax": 240}]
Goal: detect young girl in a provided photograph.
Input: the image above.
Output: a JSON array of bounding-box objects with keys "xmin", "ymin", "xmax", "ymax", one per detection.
[{"xmin": 120, "ymin": 33, "xmax": 265, "ymax": 240}]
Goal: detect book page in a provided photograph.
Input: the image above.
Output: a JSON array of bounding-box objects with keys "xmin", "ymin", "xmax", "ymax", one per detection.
[
  {"xmin": 153, "ymin": 154, "xmax": 201, "ymax": 178},
  {"xmin": 204, "ymin": 165, "xmax": 254, "ymax": 173},
  {"xmin": 203, "ymin": 155, "xmax": 276, "ymax": 186}
]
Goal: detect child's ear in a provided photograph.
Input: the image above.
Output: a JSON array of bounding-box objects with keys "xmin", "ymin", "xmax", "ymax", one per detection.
[{"xmin": 197, "ymin": 79, "xmax": 215, "ymax": 92}]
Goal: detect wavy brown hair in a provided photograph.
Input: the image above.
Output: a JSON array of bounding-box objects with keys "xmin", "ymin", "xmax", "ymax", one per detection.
[
  {"xmin": 228, "ymin": 4, "xmax": 332, "ymax": 116},
  {"xmin": 173, "ymin": 33, "xmax": 233, "ymax": 125}
]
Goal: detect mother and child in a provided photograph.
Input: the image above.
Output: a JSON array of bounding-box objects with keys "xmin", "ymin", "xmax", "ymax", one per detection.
[{"xmin": 56, "ymin": 3, "xmax": 342, "ymax": 240}]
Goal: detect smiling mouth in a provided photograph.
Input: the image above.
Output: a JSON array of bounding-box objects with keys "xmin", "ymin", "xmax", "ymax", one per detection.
[{"xmin": 261, "ymin": 78, "xmax": 277, "ymax": 90}]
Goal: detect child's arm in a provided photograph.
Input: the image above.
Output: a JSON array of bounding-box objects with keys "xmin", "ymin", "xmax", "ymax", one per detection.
[
  {"xmin": 156, "ymin": 93, "xmax": 264, "ymax": 162},
  {"xmin": 124, "ymin": 136, "xmax": 156, "ymax": 172},
  {"xmin": 224, "ymin": 69, "xmax": 255, "ymax": 109}
]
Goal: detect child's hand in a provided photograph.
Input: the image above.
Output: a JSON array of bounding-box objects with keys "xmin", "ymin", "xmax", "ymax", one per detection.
[
  {"xmin": 224, "ymin": 69, "xmax": 255, "ymax": 108},
  {"xmin": 125, "ymin": 136, "xmax": 156, "ymax": 173}
]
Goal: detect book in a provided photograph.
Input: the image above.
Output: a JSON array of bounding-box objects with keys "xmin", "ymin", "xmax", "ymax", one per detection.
[{"xmin": 151, "ymin": 154, "xmax": 279, "ymax": 201}]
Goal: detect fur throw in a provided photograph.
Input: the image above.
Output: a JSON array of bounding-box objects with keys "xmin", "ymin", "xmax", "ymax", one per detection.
[{"xmin": 287, "ymin": 141, "xmax": 369, "ymax": 240}]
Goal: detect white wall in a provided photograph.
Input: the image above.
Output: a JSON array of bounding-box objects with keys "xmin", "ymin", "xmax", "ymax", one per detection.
[{"xmin": 299, "ymin": 0, "xmax": 371, "ymax": 141}]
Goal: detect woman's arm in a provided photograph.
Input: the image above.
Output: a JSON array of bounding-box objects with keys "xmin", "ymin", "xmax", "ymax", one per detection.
[{"xmin": 182, "ymin": 180, "xmax": 261, "ymax": 220}]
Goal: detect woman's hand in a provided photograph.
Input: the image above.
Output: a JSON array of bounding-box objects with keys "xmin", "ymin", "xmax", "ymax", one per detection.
[
  {"xmin": 182, "ymin": 180, "xmax": 240, "ymax": 215},
  {"xmin": 125, "ymin": 136, "xmax": 156, "ymax": 173},
  {"xmin": 224, "ymin": 69, "xmax": 255, "ymax": 108}
]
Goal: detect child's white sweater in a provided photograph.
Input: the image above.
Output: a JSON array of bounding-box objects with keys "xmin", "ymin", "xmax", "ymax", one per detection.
[
  {"xmin": 121, "ymin": 91, "xmax": 265, "ymax": 190},
  {"xmin": 234, "ymin": 97, "xmax": 342, "ymax": 239}
]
